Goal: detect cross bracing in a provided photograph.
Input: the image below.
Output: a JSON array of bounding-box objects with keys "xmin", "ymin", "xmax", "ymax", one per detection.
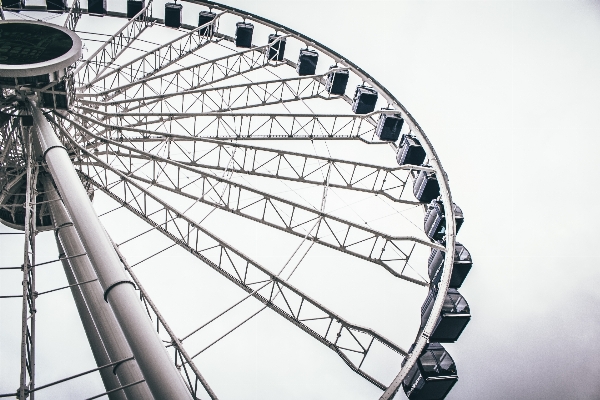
[
  {"xmin": 74, "ymin": 0, "xmax": 154, "ymax": 85},
  {"xmin": 78, "ymin": 19, "xmax": 241, "ymax": 93},
  {"xmin": 112, "ymin": 244, "xmax": 218, "ymax": 400},
  {"xmin": 76, "ymin": 165, "xmax": 408, "ymax": 391},
  {"xmin": 48, "ymin": 125, "xmax": 413, "ymax": 386},
  {"xmin": 77, "ymin": 38, "xmax": 284, "ymax": 101},
  {"xmin": 72, "ymin": 108, "xmax": 384, "ymax": 141},
  {"xmin": 54, "ymin": 114, "xmax": 438, "ymax": 283},
  {"xmin": 0, "ymin": 1, "xmax": 462, "ymax": 398},
  {"xmin": 63, "ymin": 0, "xmax": 82, "ymax": 31},
  {"xmin": 68, "ymin": 111, "xmax": 432, "ymax": 202},
  {"xmin": 34, "ymin": 109, "xmax": 424, "ymax": 390},
  {"xmin": 78, "ymin": 70, "xmax": 343, "ymax": 115}
]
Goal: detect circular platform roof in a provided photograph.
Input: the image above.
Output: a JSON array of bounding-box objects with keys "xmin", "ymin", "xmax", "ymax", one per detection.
[{"xmin": 0, "ymin": 21, "xmax": 82, "ymax": 78}]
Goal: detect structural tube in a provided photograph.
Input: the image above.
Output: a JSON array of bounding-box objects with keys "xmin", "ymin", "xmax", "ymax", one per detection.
[
  {"xmin": 43, "ymin": 176, "xmax": 153, "ymax": 400},
  {"xmin": 54, "ymin": 239, "xmax": 128, "ymax": 400},
  {"xmin": 30, "ymin": 103, "xmax": 193, "ymax": 400}
]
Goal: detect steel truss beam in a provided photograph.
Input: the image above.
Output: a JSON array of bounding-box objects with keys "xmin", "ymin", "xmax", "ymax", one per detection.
[
  {"xmin": 29, "ymin": 102, "xmax": 193, "ymax": 400},
  {"xmin": 74, "ymin": 1, "xmax": 153, "ymax": 85},
  {"xmin": 0, "ymin": 117, "xmax": 28, "ymax": 230},
  {"xmin": 79, "ymin": 69, "xmax": 344, "ymax": 116},
  {"xmin": 63, "ymin": 0, "xmax": 82, "ymax": 31},
  {"xmin": 44, "ymin": 177, "xmax": 155, "ymax": 400},
  {"xmin": 0, "ymin": 115, "xmax": 23, "ymax": 166},
  {"xmin": 69, "ymin": 111, "xmax": 429, "ymax": 203},
  {"xmin": 55, "ymin": 240, "xmax": 128, "ymax": 400},
  {"xmin": 73, "ymin": 107, "xmax": 383, "ymax": 141},
  {"xmin": 78, "ymin": 18, "xmax": 227, "ymax": 93},
  {"xmin": 18, "ymin": 124, "xmax": 36, "ymax": 400},
  {"xmin": 77, "ymin": 38, "xmax": 280, "ymax": 103},
  {"xmin": 185, "ymin": 3, "xmax": 457, "ymax": 396},
  {"xmin": 75, "ymin": 165, "xmax": 408, "ymax": 390},
  {"xmin": 56, "ymin": 116, "xmax": 437, "ymax": 283},
  {"xmin": 81, "ymin": 71, "xmax": 325, "ymax": 113},
  {"xmin": 48, "ymin": 117, "xmax": 410, "ymax": 388},
  {"xmin": 111, "ymin": 243, "xmax": 219, "ymax": 400},
  {"xmin": 78, "ymin": 39, "xmax": 290, "ymax": 106},
  {"xmin": 0, "ymin": 171, "xmax": 26, "ymax": 208}
]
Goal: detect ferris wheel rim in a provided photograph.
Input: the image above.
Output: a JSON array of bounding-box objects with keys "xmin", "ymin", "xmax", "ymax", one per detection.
[
  {"xmin": 71, "ymin": 2, "xmax": 461, "ymax": 394},
  {"xmin": 0, "ymin": 2, "xmax": 465, "ymax": 399}
]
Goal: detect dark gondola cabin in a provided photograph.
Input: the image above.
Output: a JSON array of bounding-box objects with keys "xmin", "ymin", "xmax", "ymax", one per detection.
[
  {"xmin": 297, "ymin": 49, "xmax": 319, "ymax": 75},
  {"xmin": 325, "ymin": 66, "xmax": 349, "ymax": 95},
  {"xmin": 198, "ymin": 11, "xmax": 216, "ymax": 35},
  {"xmin": 164, "ymin": 3, "xmax": 183, "ymax": 28},
  {"xmin": 413, "ymin": 169, "xmax": 440, "ymax": 203},
  {"xmin": 267, "ymin": 34, "xmax": 286, "ymax": 61},
  {"xmin": 46, "ymin": 0, "xmax": 67, "ymax": 11},
  {"xmin": 235, "ymin": 22, "xmax": 254, "ymax": 48},
  {"xmin": 420, "ymin": 287, "xmax": 470, "ymax": 342},
  {"xmin": 127, "ymin": 0, "xmax": 145, "ymax": 19},
  {"xmin": 397, "ymin": 134, "xmax": 426, "ymax": 166},
  {"xmin": 3, "ymin": 0, "xmax": 24, "ymax": 8},
  {"xmin": 88, "ymin": 0, "xmax": 107, "ymax": 15},
  {"xmin": 428, "ymin": 243, "xmax": 473, "ymax": 289},
  {"xmin": 403, "ymin": 342, "xmax": 458, "ymax": 400},
  {"xmin": 376, "ymin": 113, "xmax": 404, "ymax": 141},
  {"xmin": 424, "ymin": 200, "xmax": 464, "ymax": 242},
  {"xmin": 352, "ymin": 85, "xmax": 378, "ymax": 114}
]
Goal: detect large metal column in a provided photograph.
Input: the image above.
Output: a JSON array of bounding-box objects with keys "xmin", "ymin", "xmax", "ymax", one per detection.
[
  {"xmin": 44, "ymin": 176, "xmax": 152, "ymax": 400},
  {"xmin": 55, "ymin": 239, "xmax": 128, "ymax": 400},
  {"xmin": 29, "ymin": 102, "xmax": 193, "ymax": 400}
]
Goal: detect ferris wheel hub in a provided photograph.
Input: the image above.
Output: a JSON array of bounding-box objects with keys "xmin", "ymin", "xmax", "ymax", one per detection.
[
  {"xmin": 0, "ymin": 20, "xmax": 81, "ymax": 78},
  {"xmin": 0, "ymin": 21, "xmax": 81, "ymax": 110},
  {"xmin": 0, "ymin": 22, "xmax": 87, "ymax": 230}
]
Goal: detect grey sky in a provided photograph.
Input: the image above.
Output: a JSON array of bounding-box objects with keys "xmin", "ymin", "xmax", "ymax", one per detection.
[
  {"xmin": 1, "ymin": 1, "xmax": 600, "ymax": 399},
  {"xmin": 219, "ymin": 0, "xmax": 600, "ymax": 399}
]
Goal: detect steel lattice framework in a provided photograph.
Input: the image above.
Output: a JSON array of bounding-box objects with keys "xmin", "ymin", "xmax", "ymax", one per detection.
[{"xmin": 0, "ymin": 1, "xmax": 466, "ymax": 399}]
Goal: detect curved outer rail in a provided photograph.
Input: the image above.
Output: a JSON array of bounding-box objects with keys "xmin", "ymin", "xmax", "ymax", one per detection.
[{"xmin": 174, "ymin": 1, "xmax": 459, "ymax": 398}]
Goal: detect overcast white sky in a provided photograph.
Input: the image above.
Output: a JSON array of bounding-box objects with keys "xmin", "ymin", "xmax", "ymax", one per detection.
[
  {"xmin": 2, "ymin": 1, "xmax": 600, "ymax": 399},
  {"xmin": 215, "ymin": 0, "xmax": 600, "ymax": 398}
]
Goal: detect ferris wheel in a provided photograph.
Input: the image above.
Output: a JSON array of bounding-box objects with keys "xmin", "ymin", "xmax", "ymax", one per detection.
[{"xmin": 0, "ymin": 1, "xmax": 473, "ymax": 399}]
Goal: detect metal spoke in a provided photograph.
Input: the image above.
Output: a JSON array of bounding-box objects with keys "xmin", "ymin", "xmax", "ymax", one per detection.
[
  {"xmin": 72, "ymin": 106, "xmax": 385, "ymax": 141},
  {"xmin": 11, "ymin": 357, "xmax": 134, "ymax": 396},
  {"xmin": 78, "ymin": 16, "xmax": 227, "ymax": 93},
  {"xmin": 18, "ymin": 123, "xmax": 36, "ymax": 400},
  {"xmin": 55, "ymin": 115, "xmax": 437, "ymax": 283},
  {"xmin": 80, "ymin": 69, "xmax": 346, "ymax": 116},
  {"xmin": 70, "ymin": 110, "xmax": 428, "ymax": 201},
  {"xmin": 65, "ymin": 146, "xmax": 409, "ymax": 389},
  {"xmin": 63, "ymin": 0, "xmax": 82, "ymax": 31},
  {"xmin": 0, "ymin": 2, "xmax": 463, "ymax": 398},
  {"xmin": 111, "ymin": 241, "xmax": 219, "ymax": 400},
  {"xmin": 74, "ymin": 0, "xmax": 153, "ymax": 85},
  {"xmin": 77, "ymin": 37, "xmax": 283, "ymax": 103}
]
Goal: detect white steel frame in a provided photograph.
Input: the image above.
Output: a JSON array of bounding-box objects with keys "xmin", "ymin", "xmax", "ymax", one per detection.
[{"xmin": 0, "ymin": 1, "xmax": 460, "ymax": 399}]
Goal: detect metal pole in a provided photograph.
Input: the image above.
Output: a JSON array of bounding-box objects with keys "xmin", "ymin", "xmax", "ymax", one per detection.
[
  {"xmin": 42, "ymin": 177, "xmax": 154, "ymax": 400},
  {"xmin": 54, "ymin": 238, "xmax": 128, "ymax": 400},
  {"xmin": 112, "ymin": 242, "xmax": 220, "ymax": 400},
  {"xmin": 28, "ymin": 102, "xmax": 193, "ymax": 400},
  {"xmin": 28, "ymin": 159, "xmax": 38, "ymax": 400},
  {"xmin": 18, "ymin": 124, "xmax": 33, "ymax": 400}
]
